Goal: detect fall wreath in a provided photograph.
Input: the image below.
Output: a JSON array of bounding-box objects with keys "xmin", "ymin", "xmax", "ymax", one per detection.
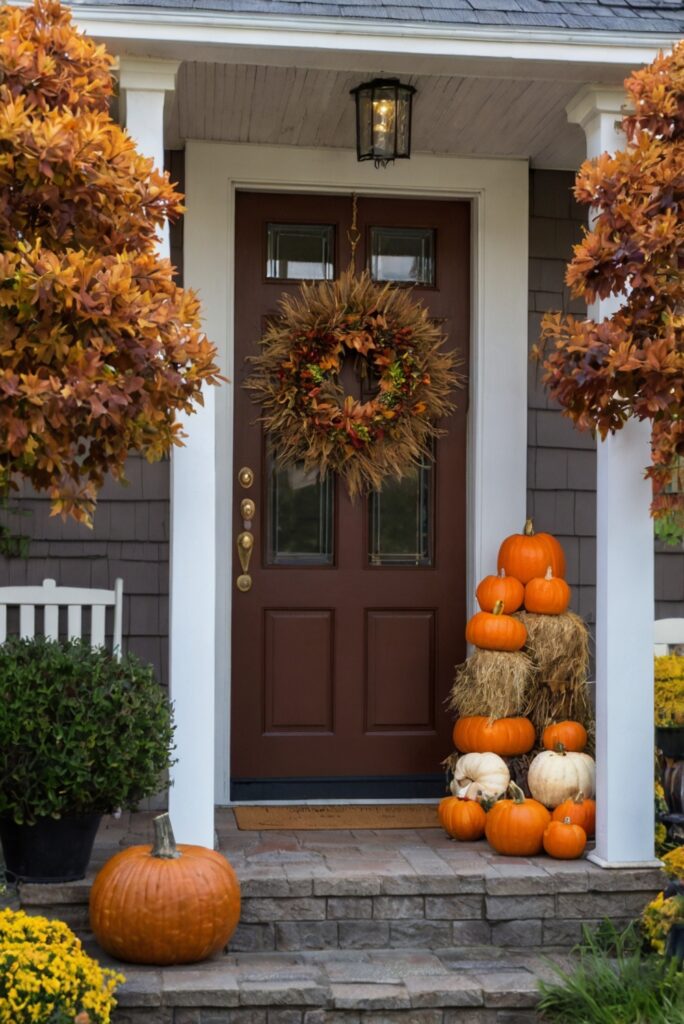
[{"xmin": 246, "ymin": 270, "xmax": 463, "ymax": 496}]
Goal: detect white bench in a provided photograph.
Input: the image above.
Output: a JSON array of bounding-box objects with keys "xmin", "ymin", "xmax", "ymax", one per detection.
[{"xmin": 0, "ymin": 577, "xmax": 124, "ymax": 656}]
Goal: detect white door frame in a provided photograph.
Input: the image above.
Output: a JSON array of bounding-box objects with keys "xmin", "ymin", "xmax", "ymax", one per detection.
[{"xmin": 182, "ymin": 142, "xmax": 529, "ymax": 804}]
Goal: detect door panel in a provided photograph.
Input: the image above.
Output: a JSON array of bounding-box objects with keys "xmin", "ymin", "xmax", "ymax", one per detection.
[{"xmin": 232, "ymin": 191, "xmax": 469, "ymax": 799}]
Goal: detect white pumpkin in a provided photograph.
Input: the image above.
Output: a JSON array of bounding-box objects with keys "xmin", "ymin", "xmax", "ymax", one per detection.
[
  {"xmin": 450, "ymin": 752, "xmax": 510, "ymax": 801},
  {"xmin": 527, "ymin": 749, "xmax": 595, "ymax": 809}
]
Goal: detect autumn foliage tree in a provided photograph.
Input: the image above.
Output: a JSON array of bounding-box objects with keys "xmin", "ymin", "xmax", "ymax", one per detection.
[
  {"xmin": 539, "ymin": 42, "xmax": 684, "ymax": 525},
  {"xmin": 0, "ymin": 0, "xmax": 219, "ymax": 522}
]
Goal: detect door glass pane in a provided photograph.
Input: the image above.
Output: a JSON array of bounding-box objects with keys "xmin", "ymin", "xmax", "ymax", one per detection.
[
  {"xmin": 267, "ymin": 455, "xmax": 334, "ymax": 566},
  {"xmin": 370, "ymin": 226, "xmax": 435, "ymax": 285},
  {"xmin": 369, "ymin": 453, "xmax": 433, "ymax": 566},
  {"xmin": 266, "ymin": 223, "xmax": 334, "ymax": 281}
]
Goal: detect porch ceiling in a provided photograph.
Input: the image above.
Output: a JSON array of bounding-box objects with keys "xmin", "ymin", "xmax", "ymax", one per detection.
[{"xmin": 167, "ymin": 61, "xmax": 587, "ymax": 169}]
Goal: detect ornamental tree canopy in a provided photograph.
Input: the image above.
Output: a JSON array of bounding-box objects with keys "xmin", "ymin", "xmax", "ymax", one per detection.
[
  {"xmin": 0, "ymin": 0, "xmax": 219, "ymax": 523},
  {"xmin": 539, "ymin": 41, "xmax": 684, "ymax": 521}
]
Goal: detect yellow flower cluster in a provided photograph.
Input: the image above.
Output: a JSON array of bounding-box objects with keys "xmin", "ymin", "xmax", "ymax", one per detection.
[
  {"xmin": 654, "ymin": 654, "xmax": 684, "ymax": 726},
  {"xmin": 0, "ymin": 910, "xmax": 124, "ymax": 1024},
  {"xmin": 663, "ymin": 845, "xmax": 684, "ymax": 881},
  {"xmin": 641, "ymin": 890, "xmax": 684, "ymax": 954}
]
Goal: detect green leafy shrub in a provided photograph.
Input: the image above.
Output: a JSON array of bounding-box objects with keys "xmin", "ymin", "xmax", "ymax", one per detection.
[
  {"xmin": 0, "ymin": 637, "xmax": 175, "ymax": 823},
  {"xmin": 537, "ymin": 922, "xmax": 684, "ymax": 1024}
]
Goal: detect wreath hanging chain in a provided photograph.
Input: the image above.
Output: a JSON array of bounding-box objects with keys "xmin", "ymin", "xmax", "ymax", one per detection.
[{"xmin": 246, "ymin": 239, "xmax": 465, "ymax": 496}]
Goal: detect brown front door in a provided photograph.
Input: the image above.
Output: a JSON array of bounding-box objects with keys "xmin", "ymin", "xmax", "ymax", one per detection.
[{"xmin": 231, "ymin": 191, "xmax": 469, "ymax": 800}]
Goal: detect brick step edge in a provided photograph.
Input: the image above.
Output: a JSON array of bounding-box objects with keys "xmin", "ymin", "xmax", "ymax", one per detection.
[{"xmin": 114, "ymin": 1007, "xmax": 539, "ymax": 1024}]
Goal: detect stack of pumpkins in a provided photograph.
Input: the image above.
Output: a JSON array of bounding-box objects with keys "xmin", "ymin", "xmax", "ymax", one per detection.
[
  {"xmin": 442, "ymin": 519, "xmax": 596, "ymax": 860},
  {"xmin": 441, "ymin": 720, "xmax": 596, "ymax": 859}
]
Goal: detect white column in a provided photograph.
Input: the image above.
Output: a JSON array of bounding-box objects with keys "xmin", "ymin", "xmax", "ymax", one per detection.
[
  {"xmin": 567, "ymin": 87, "xmax": 657, "ymax": 866},
  {"xmin": 121, "ymin": 60, "xmax": 216, "ymax": 848}
]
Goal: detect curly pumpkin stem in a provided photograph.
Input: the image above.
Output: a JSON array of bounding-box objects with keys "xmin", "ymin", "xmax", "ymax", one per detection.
[
  {"xmin": 524, "ymin": 518, "xmax": 535, "ymax": 536},
  {"xmin": 508, "ymin": 781, "xmax": 526, "ymax": 804},
  {"xmin": 152, "ymin": 812, "xmax": 181, "ymax": 859},
  {"xmin": 492, "ymin": 600, "xmax": 505, "ymax": 616}
]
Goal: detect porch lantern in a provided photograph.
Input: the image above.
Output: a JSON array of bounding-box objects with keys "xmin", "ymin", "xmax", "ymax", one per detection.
[{"xmin": 351, "ymin": 78, "xmax": 416, "ymax": 167}]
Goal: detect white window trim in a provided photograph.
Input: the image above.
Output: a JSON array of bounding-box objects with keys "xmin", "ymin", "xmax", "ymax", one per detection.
[{"xmin": 182, "ymin": 142, "xmax": 529, "ymax": 804}]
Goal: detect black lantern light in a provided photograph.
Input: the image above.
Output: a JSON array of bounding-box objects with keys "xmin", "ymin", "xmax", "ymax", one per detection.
[{"xmin": 350, "ymin": 78, "xmax": 416, "ymax": 168}]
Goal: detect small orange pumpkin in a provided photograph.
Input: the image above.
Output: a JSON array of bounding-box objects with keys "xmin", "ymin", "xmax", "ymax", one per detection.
[
  {"xmin": 552, "ymin": 791, "xmax": 596, "ymax": 838},
  {"xmin": 542, "ymin": 721, "xmax": 588, "ymax": 753},
  {"xmin": 465, "ymin": 600, "xmax": 527, "ymax": 652},
  {"xmin": 453, "ymin": 715, "xmax": 536, "ymax": 757},
  {"xmin": 498, "ymin": 519, "xmax": 566, "ymax": 584},
  {"xmin": 438, "ymin": 796, "xmax": 487, "ymax": 841},
  {"xmin": 476, "ymin": 569, "xmax": 524, "ymax": 614},
  {"xmin": 524, "ymin": 566, "xmax": 571, "ymax": 615},
  {"xmin": 543, "ymin": 816, "xmax": 587, "ymax": 859},
  {"xmin": 90, "ymin": 813, "xmax": 241, "ymax": 965},
  {"xmin": 485, "ymin": 781, "xmax": 551, "ymax": 856}
]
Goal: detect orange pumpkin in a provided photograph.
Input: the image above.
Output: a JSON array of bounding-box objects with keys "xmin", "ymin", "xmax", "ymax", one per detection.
[
  {"xmin": 542, "ymin": 721, "xmax": 588, "ymax": 753},
  {"xmin": 453, "ymin": 715, "xmax": 536, "ymax": 757},
  {"xmin": 485, "ymin": 782, "xmax": 551, "ymax": 856},
  {"xmin": 524, "ymin": 566, "xmax": 571, "ymax": 615},
  {"xmin": 552, "ymin": 792, "xmax": 596, "ymax": 838},
  {"xmin": 498, "ymin": 519, "xmax": 566, "ymax": 584},
  {"xmin": 90, "ymin": 813, "xmax": 241, "ymax": 965},
  {"xmin": 465, "ymin": 600, "xmax": 527, "ymax": 652},
  {"xmin": 476, "ymin": 569, "xmax": 524, "ymax": 614},
  {"xmin": 438, "ymin": 797, "xmax": 487, "ymax": 841},
  {"xmin": 543, "ymin": 817, "xmax": 587, "ymax": 859}
]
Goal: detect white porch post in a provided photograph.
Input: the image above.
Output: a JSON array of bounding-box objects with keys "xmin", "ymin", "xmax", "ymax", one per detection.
[
  {"xmin": 120, "ymin": 59, "xmax": 216, "ymax": 848},
  {"xmin": 567, "ymin": 87, "xmax": 657, "ymax": 866}
]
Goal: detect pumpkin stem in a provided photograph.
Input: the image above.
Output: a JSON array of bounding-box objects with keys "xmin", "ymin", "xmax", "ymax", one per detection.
[
  {"xmin": 492, "ymin": 600, "xmax": 505, "ymax": 616},
  {"xmin": 545, "ymin": 565, "xmax": 553, "ymax": 580},
  {"xmin": 523, "ymin": 518, "xmax": 535, "ymax": 536},
  {"xmin": 562, "ymin": 816, "xmax": 572, "ymax": 825},
  {"xmin": 554, "ymin": 742, "xmax": 567, "ymax": 755},
  {"xmin": 499, "ymin": 568, "xmax": 506, "ymax": 578},
  {"xmin": 508, "ymin": 781, "xmax": 526, "ymax": 804},
  {"xmin": 573, "ymin": 791, "xmax": 585, "ymax": 804},
  {"xmin": 151, "ymin": 812, "xmax": 181, "ymax": 859}
]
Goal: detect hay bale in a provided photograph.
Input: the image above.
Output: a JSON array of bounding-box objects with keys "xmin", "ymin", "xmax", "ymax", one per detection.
[
  {"xmin": 448, "ymin": 648, "xmax": 534, "ymax": 720},
  {"xmin": 515, "ymin": 610, "xmax": 594, "ymax": 743}
]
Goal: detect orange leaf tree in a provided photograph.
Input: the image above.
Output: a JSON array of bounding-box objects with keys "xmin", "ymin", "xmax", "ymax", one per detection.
[
  {"xmin": 539, "ymin": 42, "xmax": 684, "ymax": 527},
  {"xmin": 0, "ymin": 0, "xmax": 219, "ymax": 523}
]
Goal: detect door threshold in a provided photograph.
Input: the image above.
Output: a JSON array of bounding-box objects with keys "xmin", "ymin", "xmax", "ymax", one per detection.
[{"xmin": 226, "ymin": 797, "xmax": 441, "ymax": 807}]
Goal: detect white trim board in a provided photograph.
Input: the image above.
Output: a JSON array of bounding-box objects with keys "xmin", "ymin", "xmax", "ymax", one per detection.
[{"xmin": 182, "ymin": 142, "xmax": 529, "ymax": 805}]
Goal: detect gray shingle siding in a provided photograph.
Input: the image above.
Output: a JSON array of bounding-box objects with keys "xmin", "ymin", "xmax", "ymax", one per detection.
[
  {"xmin": 70, "ymin": 0, "xmax": 684, "ymax": 32},
  {"xmin": 527, "ymin": 168, "xmax": 684, "ymax": 626}
]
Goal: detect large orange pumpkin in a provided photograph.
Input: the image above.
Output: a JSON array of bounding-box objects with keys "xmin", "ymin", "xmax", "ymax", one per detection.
[
  {"xmin": 552, "ymin": 792, "xmax": 596, "ymax": 838},
  {"xmin": 485, "ymin": 782, "xmax": 551, "ymax": 856},
  {"xmin": 438, "ymin": 797, "xmax": 487, "ymax": 841},
  {"xmin": 542, "ymin": 721, "xmax": 588, "ymax": 753},
  {"xmin": 90, "ymin": 814, "xmax": 241, "ymax": 965},
  {"xmin": 476, "ymin": 569, "xmax": 524, "ymax": 614},
  {"xmin": 524, "ymin": 566, "xmax": 571, "ymax": 615},
  {"xmin": 465, "ymin": 600, "xmax": 527, "ymax": 651},
  {"xmin": 498, "ymin": 519, "xmax": 566, "ymax": 584},
  {"xmin": 453, "ymin": 716, "xmax": 536, "ymax": 757}
]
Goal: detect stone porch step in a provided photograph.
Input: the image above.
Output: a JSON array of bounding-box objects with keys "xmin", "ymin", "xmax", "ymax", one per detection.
[
  {"xmin": 17, "ymin": 856, "xmax": 663, "ymax": 954},
  {"xmin": 92, "ymin": 945, "xmax": 565, "ymax": 1024}
]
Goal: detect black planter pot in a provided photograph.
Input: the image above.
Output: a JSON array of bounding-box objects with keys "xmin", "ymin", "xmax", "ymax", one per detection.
[
  {"xmin": 666, "ymin": 922, "xmax": 684, "ymax": 964},
  {"xmin": 656, "ymin": 726, "xmax": 684, "ymax": 760},
  {"xmin": 0, "ymin": 812, "xmax": 101, "ymax": 883}
]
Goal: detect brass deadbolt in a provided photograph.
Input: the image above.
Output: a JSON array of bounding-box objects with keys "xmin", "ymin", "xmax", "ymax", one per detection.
[
  {"xmin": 240, "ymin": 498, "xmax": 256, "ymax": 521},
  {"xmin": 238, "ymin": 466, "xmax": 254, "ymax": 489}
]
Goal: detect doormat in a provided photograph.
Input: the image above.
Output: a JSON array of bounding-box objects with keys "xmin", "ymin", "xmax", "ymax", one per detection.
[{"xmin": 233, "ymin": 804, "xmax": 440, "ymax": 830}]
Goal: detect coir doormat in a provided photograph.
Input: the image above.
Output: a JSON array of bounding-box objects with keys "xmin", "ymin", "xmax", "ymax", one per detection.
[{"xmin": 233, "ymin": 804, "xmax": 440, "ymax": 830}]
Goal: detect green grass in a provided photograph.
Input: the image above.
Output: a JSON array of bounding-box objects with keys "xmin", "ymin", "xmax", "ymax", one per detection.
[{"xmin": 538, "ymin": 922, "xmax": 684, "ymax": 1024}]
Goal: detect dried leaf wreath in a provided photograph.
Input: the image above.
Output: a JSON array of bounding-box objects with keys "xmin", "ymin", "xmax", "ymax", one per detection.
[{"xmin": 246, "ymin": 269, "xmax": 464, "ymax": 496}]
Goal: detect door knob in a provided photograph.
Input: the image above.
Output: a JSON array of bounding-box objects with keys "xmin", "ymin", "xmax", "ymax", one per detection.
[{"xmin": 237, "ymin": 531, "xmax": 254, "ymax": 574}]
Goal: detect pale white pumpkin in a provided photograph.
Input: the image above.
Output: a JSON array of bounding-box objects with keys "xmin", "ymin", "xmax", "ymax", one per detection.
[
  {"xmin": 527, "ymin": 749, "xmax": 595, "ymax": 808},
  {"xmin": 451, "ymin": 752, "xmax": 510, "ymax": 801}
]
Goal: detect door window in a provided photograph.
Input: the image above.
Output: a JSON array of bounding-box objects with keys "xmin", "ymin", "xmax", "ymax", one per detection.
[
  {"xmin": 368, "ymin": 452, "xmax": 433, "ymax": 566},
  {"xmin": 370, "ymin": 226, "xmax": 435, "ymax": 285},
  {"xmin": 266, "ymin": 223, "xmax": 334, "ymax": 281},
  {"xmin": 266, "ymin": 455, "xmax": 334, "ymax": 566}
]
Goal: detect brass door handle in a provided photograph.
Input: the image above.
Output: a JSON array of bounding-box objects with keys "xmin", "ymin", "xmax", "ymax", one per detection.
[{"xmin": 237, "ymin": 531, "xmax": 254, "ymax": 574}]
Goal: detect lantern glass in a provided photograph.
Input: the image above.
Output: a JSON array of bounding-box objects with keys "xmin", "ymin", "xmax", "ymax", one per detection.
[{"xmin": 351, "ymin": 79, "xmax": 415, "ymax": 167}]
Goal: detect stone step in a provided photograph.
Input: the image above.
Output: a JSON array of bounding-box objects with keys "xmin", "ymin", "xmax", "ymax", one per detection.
[
  {"xmin": 16, "ymin": 857, "xmax": 664, "ymax": 954},
  {"xmin": 93, "ymin": 945, "xmax": 565, "ymax": 1024}
]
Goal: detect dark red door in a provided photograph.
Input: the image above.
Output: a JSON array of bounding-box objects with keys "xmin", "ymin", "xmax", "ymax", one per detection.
[{"xmin": 231, "ymin": 192, "xmax": 469, "ymax": 799}]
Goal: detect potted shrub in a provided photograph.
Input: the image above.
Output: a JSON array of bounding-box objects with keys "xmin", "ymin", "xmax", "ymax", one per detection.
[
  {"xmin": 655, "ymin": 655, "xmax": 684, "ymax": 760},
  {"xmin": 0, "ymin": 637, "xmax": 174, "ymax": 883}
]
